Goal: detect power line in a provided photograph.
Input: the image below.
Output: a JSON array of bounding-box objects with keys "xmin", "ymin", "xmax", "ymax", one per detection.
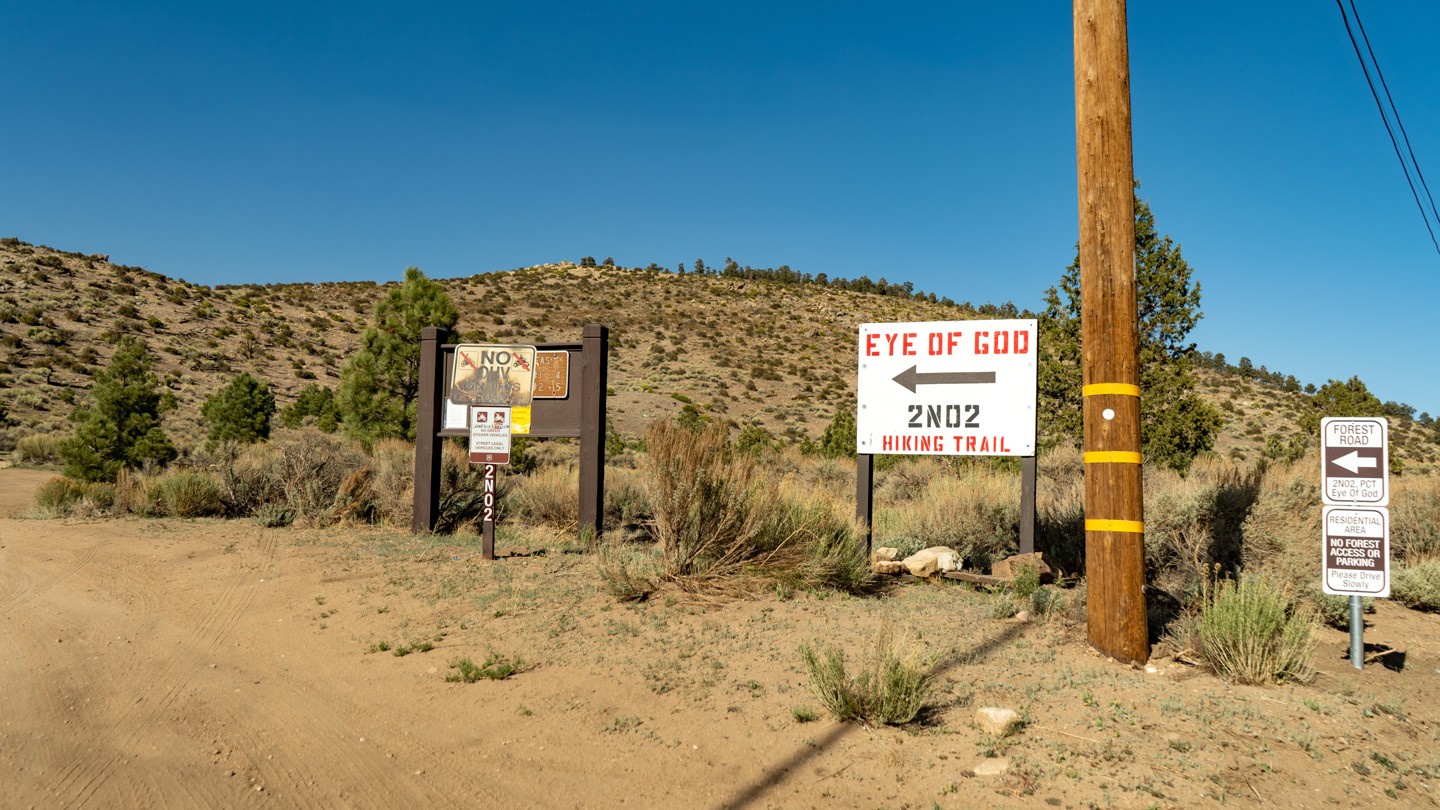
[
  {"xmin": 1348, "ymin": 0, "xmax": 1440, "ymax": 231},
  {"xmin": 1335, "ymin": 0, "xmax": 1440, "ymax": 256}
]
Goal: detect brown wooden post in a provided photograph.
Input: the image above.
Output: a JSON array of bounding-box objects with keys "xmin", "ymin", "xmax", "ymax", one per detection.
[
  {"xmin": 856, "ymin": 452, "xmax": 874, "ymax": 555},
  {"xmin": 1073, "ymin": 0, "xmax": 1149, "ymax": 664},
  {"xmin": 481, "ymin": 463, "xmax": 497, "ymax": 559},
  {"xmin": 1019, "ymin": 455, "xmax": 1037, "ymax": 555},
  {"xmin": 412, "ymin": 326, "xmax": 450, "ymax": 534},
  {"xmin": 578, "ymin": 324, "xmax": 609, "ymax": 541}
]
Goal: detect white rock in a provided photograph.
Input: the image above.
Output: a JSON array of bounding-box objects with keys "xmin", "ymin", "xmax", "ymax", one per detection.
[
  {"xmin": 971, "ymin": 757, "xmax": 1010, "ymax": 776},
  {"xmin": 901, "ymin": 546, "xmax": 961, "ymax": 577},
  {"xmin": 872, "ymin": 547, "xmax": 900, "ymax": 563},
  {"xmin": 975, "ymin": 707, "xmax": 1023, "ymax": 737}
]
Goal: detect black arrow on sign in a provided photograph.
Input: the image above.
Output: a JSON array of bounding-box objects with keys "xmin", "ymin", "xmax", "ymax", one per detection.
[{"xmin": 891, "ymin": 366, "xmax": 996, "ymax": 393}]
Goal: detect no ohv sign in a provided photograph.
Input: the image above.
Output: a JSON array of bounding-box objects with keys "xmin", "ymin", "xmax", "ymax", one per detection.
[{"xmin": 856, "ymin": 319, "xmax": 1037, "ymax": 457}]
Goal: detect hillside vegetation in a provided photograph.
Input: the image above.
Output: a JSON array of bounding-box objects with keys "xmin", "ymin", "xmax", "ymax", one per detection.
[{"xmin": 2, "ymin": 236, "xmax": 1438, "ymax": 471}]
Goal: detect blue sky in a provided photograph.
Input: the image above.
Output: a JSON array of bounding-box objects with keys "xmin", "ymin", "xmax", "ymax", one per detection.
[{"xmin": 4, "ymin": 2, "xmax": 1439, "ymax": 415}]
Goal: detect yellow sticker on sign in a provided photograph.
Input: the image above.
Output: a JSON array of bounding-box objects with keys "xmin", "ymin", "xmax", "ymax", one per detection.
[{"xmin": 511, "ymin": 406, "xmax": 531, "ymax": 435}]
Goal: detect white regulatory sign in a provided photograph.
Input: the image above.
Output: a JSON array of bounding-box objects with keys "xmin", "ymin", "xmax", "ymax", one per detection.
[
  {"xmin": 468, "ymin": 406, "xmax": 513, "ymax": 465},
  {"xmin": 1322, "ymin": 505, "xmax": 1390, "ymax": 597},
  {"xmin": 856, "ymin": 319, "xmax": 1037, "ymax": 457}
]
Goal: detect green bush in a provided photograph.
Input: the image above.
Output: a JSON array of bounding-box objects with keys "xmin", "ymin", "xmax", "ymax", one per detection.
[
  {"xmin": 818, "ymin": 406, "xmax": 855, "ymax": 459},
  {"xmin": 202, "ymin": 372, "xmax": 276, "ymax": 445},
  {"xmin": 1391, "ymin": 561, "xmax": 1440, "ymax": 612},
  {"xmin": 447, "ymin": 653, "xmax": 528, "ymax": 682},
  {"xmin": 1310, "ymin": 591, "xmax": 1374, "ymax": 629},
  {"xmin": 256, "ymin": 502, "xmax": 294, "ymax": 528},
  {"xmin": 280, "ymin": 383, "xmax": 339, "ymax": 432},
  {"xmin": 799, "ymin": 629, "xmax": 933, "ymax": 725},
  {"xmin": 1187, "ymin": 573, "xmax": 1315, "ymax": 685},
  {"xmin": 148, "ymin": 471, "xmax": 226, "ymax": 517},
  {"xmin": 735, "ymin": 423, "xmax": 774, "ymax": 456}
]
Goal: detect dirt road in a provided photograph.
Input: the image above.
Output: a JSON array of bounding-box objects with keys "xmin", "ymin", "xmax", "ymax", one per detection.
[{"xmin": 2, "ymin": 468, "xmax": 1437, "ymax": 808}]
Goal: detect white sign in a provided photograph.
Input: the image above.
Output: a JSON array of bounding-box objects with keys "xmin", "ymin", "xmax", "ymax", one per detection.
[
  {"xmin": 468, "ymin": 406, "xmax": 513, "ymax": 465},
  {"xmin": 1322, "ymin": 505, "xmax": 1390, "ymax": 597},
  {"xmin": 855, "ymin": 319, "xmax": 1038, "ymax": 456},
  {"xmin": 1321, "ymin": 417, "xmax": 1388, "ymax": 505}
]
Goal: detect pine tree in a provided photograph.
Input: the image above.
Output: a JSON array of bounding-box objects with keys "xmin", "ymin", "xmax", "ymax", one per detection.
[
  {"xmin": 202, "ymin": 373, "xmax": 276, "ymax": 445},
  {"xmin": 337, "ymin": 267, "xmax": 459, "ymax": 445},
  {"xmin": 1038, "ymin": 191, "xmax": 1222, "ymax": 473},
  {"xmin": 60, "ymin": 336, "xmax": 177, "ymax": 481}
]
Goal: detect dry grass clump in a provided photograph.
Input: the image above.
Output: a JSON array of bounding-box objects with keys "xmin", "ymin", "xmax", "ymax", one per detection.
[
  {"xmin": 595, "ymin": 539, "xmax": 661, "ymax": 602},
  {"xmin": 1391, "ymin": 478, "xmax": 1440, "ymax": 563},
  {"xmin": 13, "ymin": 432, "xmax": 64, "ymax": 466},
  {"xmin": 32, "ymin": 476, "xmax": 98, "ymax": 517},
  {"xmin": 147, "ymin": 470, "xmax": 226, "ymax": 517},
  {"xmin": 366, "ymin": 438, "xmax": 415, "ymax": 526},
  {"xmin": 513, "ymin": 464, "xmax": 579, "ymax": 530},
  {"xmin": 799, "ymin": 627, "xmax": 934, "ymax": 725},
  {"xmin": 602, "ymin": 466, "xmax": 651, "ymax": 531},
  {"xmin": 1239, "ymin": 462, "xmax": 1323, "ymax": 596},
  {"xmin": 873, "ymin": 459, "xmax": 1019, "ymax": 568}
]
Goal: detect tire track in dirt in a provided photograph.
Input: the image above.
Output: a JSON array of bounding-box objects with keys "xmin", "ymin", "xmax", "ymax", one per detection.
[
  {"xmin": 0, "ymin": 527, "xmax": 110, "ymax": 779},
  {"xmin": 50, "ymin": 528, "xmax": 281, "ymax": 808},
  {"xmin": 0, "ymin": 526, "xmax": 102, "ymax": 612},
  {"xmin": 198, "ymin": 660, "xmax": 521, "ymax": 808}
]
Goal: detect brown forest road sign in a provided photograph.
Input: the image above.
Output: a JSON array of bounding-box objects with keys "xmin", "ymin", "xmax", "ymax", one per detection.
[{"xmin": 1320, "ymin": 417, "xmax": 1388, "ymax": 506}]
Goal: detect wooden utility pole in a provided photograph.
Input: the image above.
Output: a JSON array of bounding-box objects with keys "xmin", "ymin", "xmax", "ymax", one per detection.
[{"xmin": 1073, "ymin": 0, "xmax": 1149, "ymax": 664}]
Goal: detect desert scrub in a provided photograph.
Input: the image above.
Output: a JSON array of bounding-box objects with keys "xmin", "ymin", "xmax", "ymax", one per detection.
[
  {"xmin": 32, "ymin": 476, "xmax": 92, "ymax": 517},
  {"xmin": 596, "ymin": 540, "xmax": 660, "ymax": 602},
  {"xmin": 1391, "ymin": 560, "xmax": 1440, "ymax": 612},
  {"xmin": 1183, "ymin": 572, "xmax": 1316, "ymax": 685},
  {"xmin": 646, "ymin": 419, "xmax": 770, "ymax": 582},
  {"xmin": 643, "ymin": 420, "xmax": 871, "ymax": 596},
  {"xmin": 513, "ymin": 464, "xmax": 578, "ymax": 529},
  {"xmin": 873, "ymin": 465, "xmax": 1018, "ymax": 567},
  {"xmin": 799, "ymin": 628, "xmax": 934, "ymax": 725},
  {"xmin": 1390, "ymin": 480, "xmax": 1440, "ymax": 563},
  {"xmin": 1310, "ymin": 591, "xmax": 1375, "ymax": 629},
  {"xmin": 14, "ymin": 432, "xmax": 64, "ymax": 466},
  {"xmin": 147, "ymin": 470, "xmax": 226, "ymax": 517},
  {"xmin": 447, "ymin": 653, "xmax": 528, "ymax": 682}
]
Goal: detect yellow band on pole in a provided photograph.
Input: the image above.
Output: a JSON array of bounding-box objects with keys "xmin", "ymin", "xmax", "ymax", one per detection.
[
  {"xmin": 1086, "ymin": 519, "xmax": 1145, "ymax": 534},
  {"xmin": 1082, "ymin": 383, "xmax": 1141, "ymax": 397},
  {"xmin": 1083, "ymin": 451, "xmax": 1142, "ymax": 464}
]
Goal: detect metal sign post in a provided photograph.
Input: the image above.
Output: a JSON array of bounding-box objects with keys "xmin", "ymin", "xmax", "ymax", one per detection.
[{"xmin": 1320, "ymin": 417, "xmax": 1390, "ymax": 669}]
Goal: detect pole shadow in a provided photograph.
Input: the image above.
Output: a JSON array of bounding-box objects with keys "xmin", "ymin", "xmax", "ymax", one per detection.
[{"xmin": 716, "ymin": 621, "xmax": 1030, "ymax": 810}]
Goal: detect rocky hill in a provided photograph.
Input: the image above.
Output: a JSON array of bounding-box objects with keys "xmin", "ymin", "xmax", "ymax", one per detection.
[{"xmin": 2, "ymin": 237, "xmax": 1437, "ymax": 471}]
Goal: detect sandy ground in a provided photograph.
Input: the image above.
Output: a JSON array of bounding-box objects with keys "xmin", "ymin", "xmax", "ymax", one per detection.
[{"xmin": 2, "ymin": 467, "xmax": 1438, "ymax": 809}]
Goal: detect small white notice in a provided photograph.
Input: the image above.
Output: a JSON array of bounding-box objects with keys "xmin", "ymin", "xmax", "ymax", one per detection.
[{"xmin": 468, "ymin": 406, "xmax": 512, "ymax": 465}]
